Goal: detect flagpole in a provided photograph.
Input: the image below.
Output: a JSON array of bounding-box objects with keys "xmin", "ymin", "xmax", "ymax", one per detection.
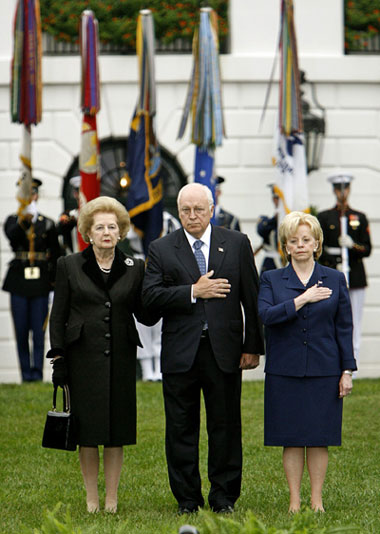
[
  {"xmin": 11, "ymin": 0, "xmax": 42, "ymax": 218},
  {"xmin": 78, "ymin": 9, "xmax": 101, "ymax": 250},
  {"xmin": 177, "ymin": 6, "xmax": 225, "ymax": 219},
  {"xmin": 272, "ymin": 0, "xmax": 309, "ymax": 232},
  {"xmin": 339, "ymin": 183, "xmax": 350, "ymax": 284},
  {"xmin": 125, "ymin": 9, "xmax": 163, "ymax": 256}
]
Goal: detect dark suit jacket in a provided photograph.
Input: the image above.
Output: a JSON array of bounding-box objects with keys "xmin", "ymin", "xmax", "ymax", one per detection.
[
  {"xmin": 142, "ymin": 226, "xmax": 264, "ymax": 374},
  {"xmin": 258, "ymin": 262, "xmax": 357, "ymax": 377}
]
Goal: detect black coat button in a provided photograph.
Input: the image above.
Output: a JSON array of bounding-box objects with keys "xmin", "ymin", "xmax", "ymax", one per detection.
[
  {"xmin": 302, "ymin": 328, "xmax": 307, "ymax": 333},
  {"xmin": 104, "ymin": 350, "xmax": 110, "ymax": 356},
  {"xmin": 303, "ymin": 341, "xmax": 307, "ymax": 345},
  {"xmin": 104, "ymin": 316, "xmax": 110, "ymax": 322},
  {"xmin": 105, "ymin": 301, "xmax": 111, "ymax": 308},
  {"xmin": 105, "ymin": 333, "xmax": 111, "ymax": 339}
]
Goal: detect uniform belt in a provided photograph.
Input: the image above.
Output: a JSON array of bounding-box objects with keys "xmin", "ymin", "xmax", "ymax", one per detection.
[
  {"xmin": 15, "ymin": 251, "xmax": 49, "ymax": 261},
  {"xmin": 263, "ymin": 250, "xmax": 281, "ymax": 259},
  {"xmin": 324, "ymin": 246, "xmax": 341, "ymax": 256},
  {"xmin": 200, "ymin": 328, "xmax": 209, "ymax": 339}
]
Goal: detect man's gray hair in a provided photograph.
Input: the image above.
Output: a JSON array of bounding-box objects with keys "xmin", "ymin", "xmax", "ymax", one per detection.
[{"xmin": 177, "ymin": 183, "xmax": 214, "ymax": 209}]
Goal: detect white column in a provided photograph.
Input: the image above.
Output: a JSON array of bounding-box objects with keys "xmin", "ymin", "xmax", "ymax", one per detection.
[
  {"xmin": 0, "ymin": 0, "xmax": 18, "ymax": 59},
  {"xmin": 229, "ymin": 0, "xmax": 344, "ymax": 57}
]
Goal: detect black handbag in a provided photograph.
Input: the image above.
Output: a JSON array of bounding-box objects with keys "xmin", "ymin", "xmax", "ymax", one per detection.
[{"xmin": 42, "ymin": 385, "xmax": 77, "ymax": 451}]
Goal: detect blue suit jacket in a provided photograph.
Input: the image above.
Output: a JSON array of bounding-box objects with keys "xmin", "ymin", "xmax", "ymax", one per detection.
[{"xmin": 258, "ymin": 262, "xmax": 357, "ymax": 377}]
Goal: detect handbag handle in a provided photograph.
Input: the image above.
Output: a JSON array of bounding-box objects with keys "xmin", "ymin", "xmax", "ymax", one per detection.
[{"xmin": 52, "ymin": 385, "xmax": 71, "ymax": 413}]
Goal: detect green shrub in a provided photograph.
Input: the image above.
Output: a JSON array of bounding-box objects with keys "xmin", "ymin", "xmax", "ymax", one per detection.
[
  {"xmin": 198, "ymin": 508, "xmax": 362, "ymax": 534},
  {"xmin": 39, "ymin": 0, "xmax": 228, "ymax": 48}
]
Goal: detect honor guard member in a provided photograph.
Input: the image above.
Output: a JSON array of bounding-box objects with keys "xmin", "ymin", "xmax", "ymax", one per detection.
[
  {"xmin": 3, "ymin": 179, "xmax": 61, "ymax": 382},
  {"xmin": 317, "ymin": 173, "xmax": 371, "ymax": 371},
  {"xmin": 56, "ymin": 175, "xmax": 81, "ymax": 254},
  {"xmin": 256, "ymin": 185, "xmax": 282, "ymax": 274},
  {"xmin": 214, "ymin": 176, "xmax": 241, "ymax": 231}
]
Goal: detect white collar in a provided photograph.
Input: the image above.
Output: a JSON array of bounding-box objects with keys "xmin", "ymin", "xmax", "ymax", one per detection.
[{"xmin": 184, "ymin": 224, "xmax": 212, "ymax": 250}]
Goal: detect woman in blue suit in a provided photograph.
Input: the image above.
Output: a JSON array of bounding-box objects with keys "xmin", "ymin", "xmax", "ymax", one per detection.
[{"xmin": 258, "ymin": 212, "xmax": 356, "ymax": 513}]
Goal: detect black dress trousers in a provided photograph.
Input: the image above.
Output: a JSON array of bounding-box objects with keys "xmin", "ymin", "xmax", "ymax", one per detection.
[{"xmin": 162, "ymin": 334, "xmax": 242, "ymax": 509}]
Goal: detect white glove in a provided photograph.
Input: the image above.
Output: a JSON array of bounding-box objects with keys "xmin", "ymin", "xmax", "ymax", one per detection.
[
  {"xmin": 338, "ymin": 234, "xmax": 354, "ymax": 249},
  {"xmin": 26, "ymin": 200, "xmax": 38, "ymax": 223}
]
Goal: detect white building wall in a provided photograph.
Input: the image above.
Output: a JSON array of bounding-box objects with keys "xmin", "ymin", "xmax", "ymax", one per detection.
[{"xmin": 0, "ymin": 0, "xmax": 379, "ymax": 382}]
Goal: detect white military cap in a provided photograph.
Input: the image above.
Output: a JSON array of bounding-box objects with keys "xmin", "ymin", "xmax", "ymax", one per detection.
[
  {"xmin": 69, "ymin": 175, "xmax": 81, "ymax": 189},
  {"xmin": 327, "ymin": 172, "xmax": 354, "ymax": 186}
]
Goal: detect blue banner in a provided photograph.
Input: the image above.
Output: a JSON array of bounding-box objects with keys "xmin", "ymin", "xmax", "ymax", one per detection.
[
  {"xmin": 194, "ymin": 146, "xmax": 216, "ymax": 223},
  {"xmin": 126, "ymin": 110, "xmax": 163, "ymax": 256}
]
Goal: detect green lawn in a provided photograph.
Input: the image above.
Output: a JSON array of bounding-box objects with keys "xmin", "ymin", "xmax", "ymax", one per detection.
[{"xmin": 0, "ymin": 379, "xmax": 378, "ymax": 533}]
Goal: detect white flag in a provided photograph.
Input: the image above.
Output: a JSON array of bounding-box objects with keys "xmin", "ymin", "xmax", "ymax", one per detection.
[{"xmin": 272, "ymin": 127, "xmax": 309, "ymax": 223}]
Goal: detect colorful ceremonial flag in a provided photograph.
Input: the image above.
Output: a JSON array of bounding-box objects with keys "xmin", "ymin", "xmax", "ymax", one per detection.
[
  {"xmin": 273, "ymin": 0, "xmax": 309, "ymax": 222},
  {"xmin": 11, "ymin": 0, "xmax": 42, "ymax": 216},
  {"xmin": 178, "ymin": 7, "xmax": 225, "ymax": 220},
  {"xmin": 126, "ymin": 10, "xmax": 162, "ymax": 256},
  {"xmin": 78, "ymin": 10, "xmax": 101, "ymax": 250}
]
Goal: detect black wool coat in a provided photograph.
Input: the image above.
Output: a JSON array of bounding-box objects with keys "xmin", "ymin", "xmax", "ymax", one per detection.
[{"xmin": 48, "ymin": 245, "xmax": 155, "ymax": 446}]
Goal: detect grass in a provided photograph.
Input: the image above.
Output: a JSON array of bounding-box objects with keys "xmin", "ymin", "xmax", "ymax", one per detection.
[{"xmin": 0, "ymin": 379, "xmax": 379, "ymax": 533}]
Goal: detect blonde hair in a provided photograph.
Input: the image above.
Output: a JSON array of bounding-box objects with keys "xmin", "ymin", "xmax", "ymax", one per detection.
[
  {"xmin": 78, "ymin": 196, "xmax": 130, "ymax": 243},
  {"xmin": 279, "ymin": 211, "xmax": 323, "ymax": 261}
]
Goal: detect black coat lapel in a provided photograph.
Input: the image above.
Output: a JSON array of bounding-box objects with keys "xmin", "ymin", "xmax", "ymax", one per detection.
[
  {"xmin": 82, "ymin": 245, "xmax": 127, "ymax": 291},
  {"xmin": 208, "ymin": 226, "xmax": 227, "ymax": 275},
  {"xmin": 174, "ymin": 229, "xmax": 202, "ymax": 281}
]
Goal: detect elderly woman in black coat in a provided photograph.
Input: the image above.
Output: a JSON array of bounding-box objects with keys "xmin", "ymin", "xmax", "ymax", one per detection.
[{"xmin": 48, "ymin": 196, "xmax": 155, "ymax": 513}]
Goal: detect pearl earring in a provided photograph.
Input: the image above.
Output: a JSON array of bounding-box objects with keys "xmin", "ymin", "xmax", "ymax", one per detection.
[
  {"xmin": 89, "ymin": 238, "xmax": 93, "ymax": 244},
  {"xmin": 314, "ymin": 247, "xmax": 317, "ymax": 252}
]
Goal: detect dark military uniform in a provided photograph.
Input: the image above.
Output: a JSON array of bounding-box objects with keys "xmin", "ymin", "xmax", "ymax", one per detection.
[
  {"xmin": 317, "ymin": 206, "xmax": 371, "ymax": 289},
  {"xmin": 56, "ymin": 209, "xmax": 79, "ymax": 254},
  {"xmin": 3, "ymin": 213, "xmax": 61, "ymax": 381},
  {"xmin": 256, "ymin": 214, "xmax": 281, "ymax": 274},
  {"xmin": 214, "ymin": 206, "xmax": 241, "ymax": 231}
]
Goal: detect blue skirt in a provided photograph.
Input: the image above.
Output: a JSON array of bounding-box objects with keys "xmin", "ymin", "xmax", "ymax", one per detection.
[{"xmin": 264, "ymin": 374, "xmax": 343, "ymax": 447}]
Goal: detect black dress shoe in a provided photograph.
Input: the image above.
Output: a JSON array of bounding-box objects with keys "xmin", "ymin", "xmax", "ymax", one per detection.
[
  {"xmin": 212, "ymin": 504, "xmax": 234, "ymax": 514},
  {"xmin": 178, "ymin": 504, "xmax": 200, "ymax": 515}
]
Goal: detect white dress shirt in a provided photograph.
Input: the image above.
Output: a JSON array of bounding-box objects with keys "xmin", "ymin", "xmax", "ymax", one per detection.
[{"xmin": 183, "ymin": 224, "xmax": 212, "ymax": 302}]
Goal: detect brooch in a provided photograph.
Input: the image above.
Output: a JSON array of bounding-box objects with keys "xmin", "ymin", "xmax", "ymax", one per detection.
[{"xmin": 125, "ymin": 258, "xmax": 134, "ymax": 266}]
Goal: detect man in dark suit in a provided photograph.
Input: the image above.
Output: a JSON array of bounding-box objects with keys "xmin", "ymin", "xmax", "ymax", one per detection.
[{"xmin": 142, "ymin": 183, "xmax": 264, "ymax": 514}]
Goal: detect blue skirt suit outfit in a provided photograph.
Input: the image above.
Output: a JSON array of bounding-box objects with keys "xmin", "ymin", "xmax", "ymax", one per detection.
[{"xmin": 258, "ymin": 262, "xmax": 357, "ymax": 447}]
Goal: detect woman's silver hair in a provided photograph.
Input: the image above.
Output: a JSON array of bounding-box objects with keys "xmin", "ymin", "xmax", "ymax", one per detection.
[
  {"xmin": 177, "ymin": 183, "xmax": 214, "ymax": 209},
  {"xmin": 279, "ymin": 211, "xmax": 323, "ymax": 261},
  {"xmin": 77, "ymin": 196, "xmax": 131, "ymax": 243}
]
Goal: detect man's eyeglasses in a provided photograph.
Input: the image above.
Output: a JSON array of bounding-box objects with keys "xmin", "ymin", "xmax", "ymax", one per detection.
[{"xmin": 180, "ymin": 207, "xmax": 207, "ymax": 216}]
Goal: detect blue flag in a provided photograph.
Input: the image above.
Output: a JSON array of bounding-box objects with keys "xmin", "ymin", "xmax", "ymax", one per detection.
[
  {"xmin": 126, "ymin": 110, "xmax": 163, "ymax": 256},
  {"xmin": 194, "ymin": 146, "xmax": 216, "ymax": 223}
]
